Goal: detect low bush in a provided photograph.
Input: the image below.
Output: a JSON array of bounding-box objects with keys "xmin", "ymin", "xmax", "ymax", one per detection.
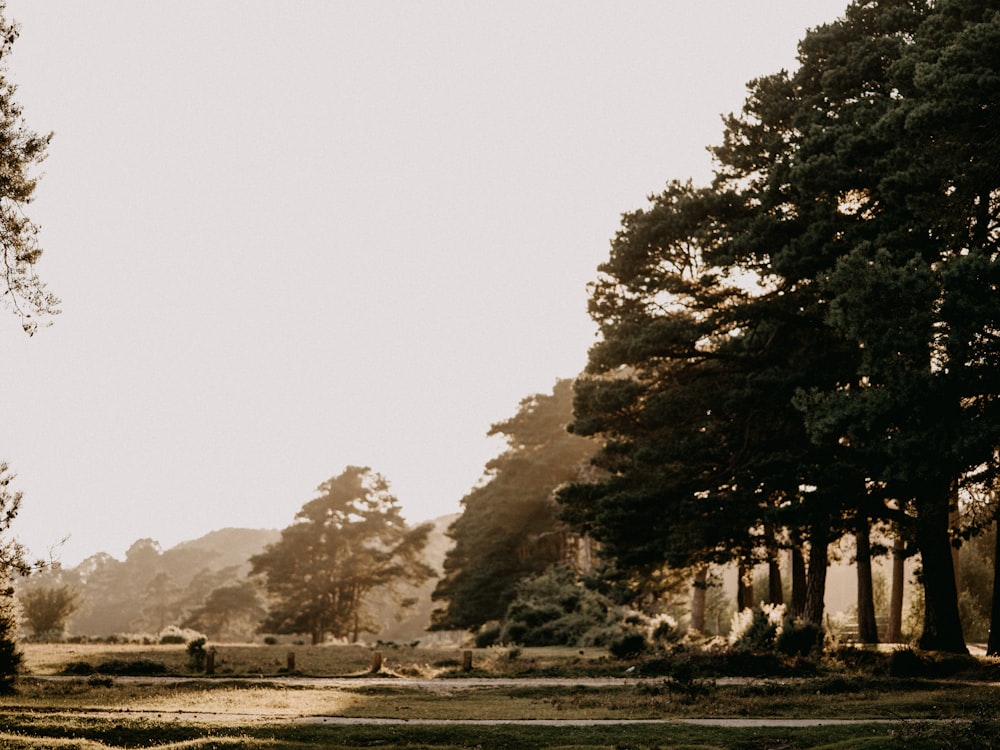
[
  {"xmin": 776, "ymin": 620, "xmax": 824, "ymax": 657},
  {"xmin": 608, "ymin": 631, "xmax": 647, "ymax": 659},
  {"xmin": 60, "ymin": 661, "xmax": 95, "ymax": 676},
  {"xmin": 95, "ymin": 658, "xmax": 168, "ymax": 676}
]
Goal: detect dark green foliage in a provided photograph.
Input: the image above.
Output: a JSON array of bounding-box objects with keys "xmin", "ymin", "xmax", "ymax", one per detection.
[
  {"xmin": 93, "ymin": 658, "xmax": 168, "ymax": 676},
  {"xmin": 888, "ymin": 648, "xmax": 926, "ymax": 679},
  {"xmin": 607, "ymin": 631, "xmax": 647, "ymax": 659},
  {"xmin": 186, "ymin": 637, "xmax": 207, "ymax": 671},
  {"xmin": 563, "ymin": 0, "xmax": 1000, "ymax": 653},
  {"xmin": 776, "ymin": 620, "xmax": 825, "ymax": 657},
  {"xmin": 432, "ymin": 380, "xmax": 598, "ymax": 631},
  {"xmin": 497, "ymin": 567, "xmax": 613, "ymax": 647},
  {"xmin": 0, "ymin": 588, "xmax": 21, "ymax": 693},
  {"xmin": 732, "ymin": 608, "xmax": 778, "ymax": 653},
  {"xmin": 60, "ymin": 661, "xmax": 95, "ymax": 675},
  {"xmin": 474, "ymin": 622, "xmax": 501, "ymax": 648}
]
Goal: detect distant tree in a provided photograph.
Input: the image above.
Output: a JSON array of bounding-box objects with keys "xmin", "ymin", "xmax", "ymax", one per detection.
[
  {"xmin": 138, "ymin": 572, "xmax": 182, "ymax": 634},
  {"xmin": 250, "ymin": 466, "xmax": 434, "ymax": 644},
  {"xmin": 183, "ymin": 581, "xmax": 266, "ymax": 642},
  {"xmin": 431, "ymin": 379, "xmax": 598, "ymax": 632},
  {"xmin": 0, "ymin": 4, "xmax": 58, "ymax": 334},
  {"xmin": 18, "ymin": 584, "xmax": 79, "ymax": 639}
]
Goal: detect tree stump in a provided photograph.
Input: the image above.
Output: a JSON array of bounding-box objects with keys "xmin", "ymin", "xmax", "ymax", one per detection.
[
  {"xmin": 462, "ymin": 650, "xmax": 473, "ymax": 672},
  {"xmin": 370, "ymin": 651, "xmax": 383, "ymax": 673}
]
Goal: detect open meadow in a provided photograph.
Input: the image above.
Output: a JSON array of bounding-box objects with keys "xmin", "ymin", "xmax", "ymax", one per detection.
[{"xmin": 1, "ymin": 642, "xmax": 999, "ymax": 748}]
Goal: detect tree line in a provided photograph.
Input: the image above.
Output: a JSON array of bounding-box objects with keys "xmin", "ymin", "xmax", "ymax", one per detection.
[
  {"xmin": 2, "ymin": 0, "xmax": 1000, "ymax": 677},
  {"xmin": 436, "ymin": 0, "xmax": 1000, "ymax": 656}
]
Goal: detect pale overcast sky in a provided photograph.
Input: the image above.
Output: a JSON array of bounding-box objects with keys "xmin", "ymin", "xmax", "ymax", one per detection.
[{"xmin": 3, "ymin": 1, "xmax": 849, "ymax": 566}]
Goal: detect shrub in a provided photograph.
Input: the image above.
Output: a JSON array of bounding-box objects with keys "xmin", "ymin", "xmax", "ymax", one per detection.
[
  {"xmin": 497, "ymin": 568, "xmax": 612, "ymax": 647},
  {"xmin": 187, "ymin": 637, "xmax": 208, "ymax": 671},
  {"xmin": 888, "ymin": 647, "xmax": 924, "ymax": 678},
  {"xmin": 60, "ymin": 661, "xmax": 95, "ymax": 675},
  {"xmin": 0, "ymin": 590, "xmax": 22, "ymax": 693},
  {"xmin": 731, "ymin": 606, "xmax": 779, "ymax": 652},
  {"xmin": 96, "ymin": 658, "xmax": 168, "ymax": 676},
  {"xmin": 608, "ymin": 630, "xmax": 647, "ymax": 658},
  {"xmin": 159, "ymin": 634, "xmax": 185, "ymax": 645},
  {"xmin": 474, "ymin": 622, "xmax": 501, "ymax": 648},
  {"xmin": 776, "ymin": 620, "xmax": 824, "ymax": 657}
]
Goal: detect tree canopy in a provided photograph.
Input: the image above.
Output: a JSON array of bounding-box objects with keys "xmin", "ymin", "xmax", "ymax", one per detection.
[
  {"xmin": 251, "ymin": 466, "xmax": 434, "ymax": 644},
  {"xmin": 561, "ymin": 0, "xmax": 1000, "ymax": 653},
  {"xmin": 0, "ymin": 3, "xmax": 57, "ymax": 335},
  {"xmin": 431, "ymin": 379, "xmax": 598, "ymax": 632}
]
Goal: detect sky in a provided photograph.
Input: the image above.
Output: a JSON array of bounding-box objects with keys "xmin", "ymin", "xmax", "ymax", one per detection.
[{"xmin": 2, "ymin": 1, "xmax": 850, "ymax": 567}]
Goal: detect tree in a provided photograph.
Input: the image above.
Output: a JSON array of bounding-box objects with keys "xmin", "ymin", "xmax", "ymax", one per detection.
[
  {"xmin": 18, "ymin": 584, "xmax": 79, "ymax": 639},
  {"xmin": 250, "ymin": 466, "xmax": 434, "ymax": 644},
  {"xmin": 559, "ymin": 180, "xmax": 857, "ymax": 625},
  {"xmin": 183, "ymin": 581, "xmax": 266, "ymax": 642},
  {"xmin": 431, "ymin": 379, "xmax": 598, "ymax": 631},
  {"xmin": 0, "ymin": 463, "xmax": 38, "ymax": 690},
  {"xmin": 0, "ymin": 4, "xmax": 58, "ymax": 334},
  {"xmin": 562, "ymin": 1, "xmax": 1000, "ymax": 655}
]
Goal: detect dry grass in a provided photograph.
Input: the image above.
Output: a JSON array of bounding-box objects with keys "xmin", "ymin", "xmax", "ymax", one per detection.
[{"xmin": 18, "ymin": 642, "xmax": 618, "ymax": 678}]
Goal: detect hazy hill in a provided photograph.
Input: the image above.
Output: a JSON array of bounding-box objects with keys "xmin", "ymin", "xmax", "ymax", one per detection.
[{"xmin": 41, "ymin": 518, "xmax": 456, "ymax": 641}]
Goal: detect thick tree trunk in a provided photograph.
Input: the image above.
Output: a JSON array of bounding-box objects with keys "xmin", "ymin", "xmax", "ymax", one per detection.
[
  {"xmin": 915, "ymin": 505, "xmax": 967, "ymax": 653},
  {"xmin": 768, "ymin": 558, "xmax": 784, "ymax": 605},
  {"xmin": 690, "ymin": 565, "xmax": 708, "ymax": 633},
  {"xmin": 790, "ymin": 546, "xmax": 807, "ymax": 619},
  {"xmin": 803, "ymin": 536, "xmax": 829, "ymax": 625},
  {"xmin": 855, "ymin": 516, "xmax": 879, "ymax": 643},
  {"xmin": 887, "ymin": 534, "xmax": 906, "ymax": 643},
  {"xmin": 988, "ymin": 523, "xmax": 1000, "ymax": 656}
]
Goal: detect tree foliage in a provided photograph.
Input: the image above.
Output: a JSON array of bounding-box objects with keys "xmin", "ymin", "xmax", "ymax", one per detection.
[
  {"xmin": 0, "ymin": 3, "xmax": 57, "ymax": 334},
  {"xmin": 183, "ymin": 580, "xmax": 267, "ymax": 642},
  {"xmin": 250, "ymin": 466, "xmax": 434, "ymax": 644},
  {"xmin": 17, "ymin": 583, "xmax": 79, "ymax": 639},
  {"xmin": 0, "ymin": 463, "xmax": 36, "ymax": 688},
  {"xmin": 561, "ymin": 0, "xmax": 1000, "ymax": 653},
  {"xmin": 431, "ymin": 380, "xmax": 598, "ymax": 631}
]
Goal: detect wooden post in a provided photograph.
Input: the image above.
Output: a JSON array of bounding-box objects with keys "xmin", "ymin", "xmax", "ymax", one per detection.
[
  {"xmin": 287, "ymin": 652, "xmax": 296, "ymax": 672},
  {"xmin": 205, "ymin": 648, "xmax": 216, "ymax": 675},
  {"xmin": 370, "ymin": 651, "xmax": 383, "ymax": 673},
  {"xmin": 462, "ymin": 650, "xmax": 473, "ymax": 672}
]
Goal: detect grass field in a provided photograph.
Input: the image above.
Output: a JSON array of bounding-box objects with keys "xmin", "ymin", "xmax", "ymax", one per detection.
[{"xmin": 1, "ymin": 642, "xmax": 999, "ymax": 748}]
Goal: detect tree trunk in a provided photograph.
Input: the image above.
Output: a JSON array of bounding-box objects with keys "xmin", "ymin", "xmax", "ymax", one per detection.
[
  {"xmin": 887, "ymin": 534, "xmax": 905, "ymax": 643},
  {"xmin": 915, "ymin": 505, "xmax": 967, "ymax": 653},
  {"xmin": 988, "ymin": 522, "xmax": 1000, "ymax": 656},
  {"xmin": 768, "ymin": 558, "xmax": 784, "ymax": 605},
  {"xmin": 855, "ymin": 516, "xmax": 879, "ymax": 644},
  {"xmin": 737, "ymin": 560, "xmax": 753, "ymax": 611},
  {"xmin": 790, "ymin": 545, "xmax": 807, "ymax": 619},
  {"xmin": 690, "ymin": 565, "xmax": 708, "ymax": 633},
  {"xmin": 765, "ymin": 523, "xmax": 783, "ymax": 605},
  {"xmin": 803, "ymin": 536, "xmax": 829, "ymax": 625}
]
